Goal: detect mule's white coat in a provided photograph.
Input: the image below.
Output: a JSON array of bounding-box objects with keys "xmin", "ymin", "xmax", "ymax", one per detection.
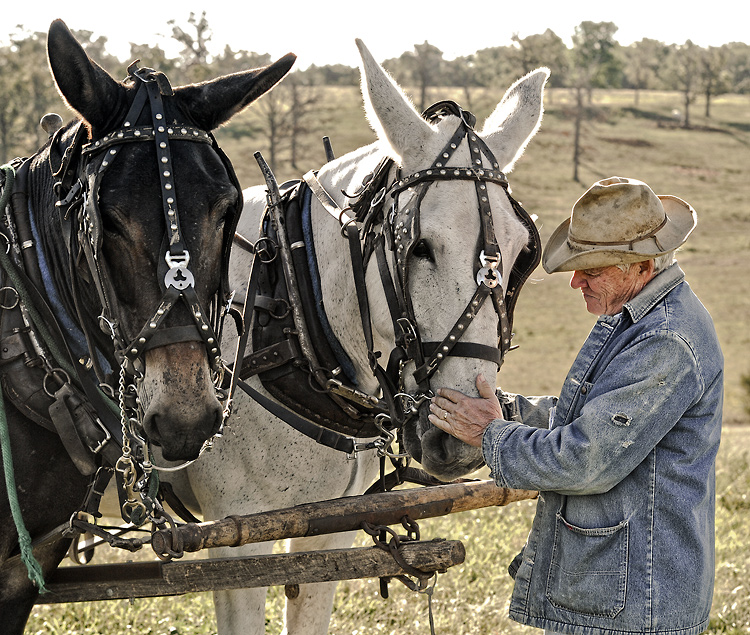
[{"xmin": 175, "ymin": 41, "xmax": 547, "ymax": 634}]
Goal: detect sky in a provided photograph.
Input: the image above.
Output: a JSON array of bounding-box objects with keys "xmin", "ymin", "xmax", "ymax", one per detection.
[{"xmin": 3, "ymin": 0, "xmax": 749, "ymax": 70}]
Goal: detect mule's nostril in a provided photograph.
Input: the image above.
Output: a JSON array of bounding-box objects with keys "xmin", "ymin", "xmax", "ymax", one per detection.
[
  {"xmin": 210, "ymin": 402, "xmax": 223, "ymax": 435},
  {"xmin": 143, "ymin": 413, "xmax": 161, "ymax": 446}
]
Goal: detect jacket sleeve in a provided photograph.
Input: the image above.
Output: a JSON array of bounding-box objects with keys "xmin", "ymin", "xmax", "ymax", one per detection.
[
  {"xmin": 498, "ymin": 391, "xmax": 557, "ymax": 429},
  {"xmin": 483, "ymin": 330, "xmax": 705, "ymax": 494}
]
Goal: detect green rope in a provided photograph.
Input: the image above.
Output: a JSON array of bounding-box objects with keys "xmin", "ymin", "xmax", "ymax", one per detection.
[
  {"xmin": 0, "ymin": 163, "xmax": 47, "ymax": 592},
  {"xmin": 0, "ymin": 389, "xmax": 48, "ymax": 592}
]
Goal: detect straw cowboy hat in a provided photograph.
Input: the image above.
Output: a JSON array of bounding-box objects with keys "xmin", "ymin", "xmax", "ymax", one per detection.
[{"xmin": 542, "ymin": 176, "xmax": 697, "ymax": 273}]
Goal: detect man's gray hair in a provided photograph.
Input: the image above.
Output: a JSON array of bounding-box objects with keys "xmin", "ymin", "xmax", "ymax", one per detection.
[{"xmin": 616, "ymin": 251, "xmax": 676, "ymax": 274}]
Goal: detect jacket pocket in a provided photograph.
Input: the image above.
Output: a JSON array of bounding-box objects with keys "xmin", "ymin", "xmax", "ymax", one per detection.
[{"xmin": 545, "ymin": 512, "xmax": 628, "ymax": 618}]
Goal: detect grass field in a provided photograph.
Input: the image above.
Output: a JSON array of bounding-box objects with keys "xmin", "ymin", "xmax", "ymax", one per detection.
[
  {"xmin": 23, "ymin": 85, "xmax": 750, "ymax": 633},
  {"xmin": 26, "ymin": 426, "xmax": 750, "ymax": 634}
]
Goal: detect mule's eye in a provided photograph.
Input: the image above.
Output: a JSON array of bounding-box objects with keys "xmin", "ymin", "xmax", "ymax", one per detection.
[
  {"xmin": 214, "ymin": 197, "xmax": 236, "ymax": 230},
  {"xmin": 100, "ymin": 211, "xmax": 121, "ymax": 237},
  {"xmin": 412, "ymin": 239, "xmax": 434, "ymax": 262}
]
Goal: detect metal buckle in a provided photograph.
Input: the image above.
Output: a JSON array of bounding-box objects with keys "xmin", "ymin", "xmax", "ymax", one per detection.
[
  {"xmin": 164, "ymin": 250, "xmax": 195, "ymax": 289},
  {"xmin": 479, "ymin": 249, "xmax": 501, "ymax": 269},
  {"xmin": 477, "ymin": 266, "xmax": 502, "ymax": 288},
  {"xmin": 396, "ymin": 318, "xmax": 418, "ymax": 344},
  {"xmin": 89, "ymin": 416, "xmax": 113, "ymax": 455},
  {"xmin": 165, "ymin": 249, "xmax": 190, "ymax": 269},
  {"xmin": 478, "ymin": 250, "xmax": 503, "ymax": 288}
]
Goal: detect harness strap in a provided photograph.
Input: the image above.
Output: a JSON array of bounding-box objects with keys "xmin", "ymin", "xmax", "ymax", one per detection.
[
  {"xmin": 122, "ymin": 284, "xmax": 219, "ymax": 367},
  {"xmin": 0, "ymin": 166, "xmax": 123, "ymax": 455},
  {"xmin": 304, "ymin": 170, "xmax": 408, "ymax": 421},
  {"xmin": 81, "ymin": 125, "xmax": 212, "ymax": 156},
  {"xmin": 227, "ymin": 234, "xmax": 261, "ymax": 418},
  {"xmin": 412, "ymin": 284, "xmax": 494, "ymax": 386},
  {"xmin": 229, "ymin": 234, "xmax": 367, "ymax": 455},
  {"xmin": 308, "ymin": 162, "xmax": 409, "ymax": 426},
  {"xmin": 388, "ymin": 166, "xmax": 509, "ymax": 197},
  {"xmin": 422, "ymin": 341, "xmax": 502, "ymax": 366},
  {"xmin": 0, "ymin": 165, "xmax": 47, "ymax": 590},
  {"xmin": 344, "ymin": 222, "xmax": 404, "ymax": 425},
  {"xmin": 304, "ymin": 169, "xmax": 355, "ymax": 227},
  {"xmin": 373, "ymin": 234, "xmax": 403, "ymax": 336},
  {"xmin": 235, "ymin": 375, "xmax": 358, "ymax": 454},
  {"xmin": 145, "ymin": 78, "xmax": 184, "ymax": 255}
]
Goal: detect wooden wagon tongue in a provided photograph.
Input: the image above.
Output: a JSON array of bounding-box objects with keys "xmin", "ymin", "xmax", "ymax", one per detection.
[{"xmin": 37, "ymin": 481, "xmax": 536, "ymax": 604}]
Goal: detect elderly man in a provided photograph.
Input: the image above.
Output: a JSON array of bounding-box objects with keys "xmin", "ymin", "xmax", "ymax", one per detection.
[{"xmin": 429, "ymin": 177, "xmax": 723, "ymax": 635}]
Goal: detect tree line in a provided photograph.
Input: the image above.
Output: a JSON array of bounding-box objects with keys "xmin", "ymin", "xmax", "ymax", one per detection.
[
  {"xmin": 374, "ymin": 24, "xmax": 749, "ymax": 125},
  {"xmin": 2, "ymin": 13, "xmax": 749, "ymax": 164}
]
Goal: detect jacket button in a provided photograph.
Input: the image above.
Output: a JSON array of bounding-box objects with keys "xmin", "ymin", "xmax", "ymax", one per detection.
[{"xmin": 581, "ymin": 385, "xmax": 588, "ymax": 394}]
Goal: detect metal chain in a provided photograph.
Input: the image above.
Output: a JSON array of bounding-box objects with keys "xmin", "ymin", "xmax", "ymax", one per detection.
[
  {"xmin": 361, "ymin": 516, "xmax": 433, "ymax": 583},
  {"xmin": 361, "ymin": 516, "xmax": 439, "ymax": 634},
  {"xmin": 113, "ymin": 361, "xmax": 165, "ymax": 529}
]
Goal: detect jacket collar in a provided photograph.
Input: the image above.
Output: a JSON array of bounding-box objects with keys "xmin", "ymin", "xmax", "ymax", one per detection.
[{"xmin": 623, "ymin": 263, "xmax": 685, "ymax": 323}]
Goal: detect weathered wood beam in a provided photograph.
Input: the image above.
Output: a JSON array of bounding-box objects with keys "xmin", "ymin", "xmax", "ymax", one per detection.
[
  {"xmin": 151, "ymin": 480, "xmax": 536, "ymax": 556},
  {"xmin": 38, "ymin": 540, "xmax": 465, "ymax": 604}
]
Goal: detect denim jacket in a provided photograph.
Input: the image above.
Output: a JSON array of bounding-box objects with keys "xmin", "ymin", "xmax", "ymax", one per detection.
[{"xmin": 482, "ymin": 264, "xmax": 723, "ymax": 635}]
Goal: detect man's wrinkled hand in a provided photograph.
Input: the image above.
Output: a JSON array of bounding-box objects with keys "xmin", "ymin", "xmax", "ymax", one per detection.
[{"xmin": 428, "ymin": 374, "xmax": 504, "ymax": 447}]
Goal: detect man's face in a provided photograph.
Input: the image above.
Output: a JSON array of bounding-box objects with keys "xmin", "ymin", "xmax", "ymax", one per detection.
[{"xmin": 570, "ymin": 263, "xmax": 653, "ymax": 316}]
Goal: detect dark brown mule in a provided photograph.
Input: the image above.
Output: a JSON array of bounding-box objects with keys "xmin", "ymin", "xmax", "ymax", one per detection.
[{"xmin": 0, "ymin": 20, "xmax": 294, "ymax": 631}]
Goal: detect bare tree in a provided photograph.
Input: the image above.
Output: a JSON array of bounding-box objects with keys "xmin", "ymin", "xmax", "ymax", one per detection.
[
  {"xmin": 286, "ymin": 75, "xmax": 319, "ymax": 171},
  {"xmin": 169, "ymin": 11, "xmax": 212, "ymax": 84},
  {"xmin": 700, "ymin": 45, "xmax": 730, "ymax": 118},
  {"xmin": 663, "ymin": 41, "xmax": 701, "ymax": 128},
  {"xmin": 572, "ymin": 85, "xmax": 584, "ymax": 183},
  {"xmin": 0, "ymin": 29, "xmax": 68, "ymax": 159},
  {"xmin": 385, "ymin": 42, "xmax": 444, "ymax": 112},
  {"xmin": 442, "ymin": 56, "xmax": 478, "ymax": 111},
  {"xmin": 622, "ymin": 38, "xmax": 668, "ymax": 106},
  {"xmin": 252, "ymin": 88, "xmax": 290, "ymax": 173}
]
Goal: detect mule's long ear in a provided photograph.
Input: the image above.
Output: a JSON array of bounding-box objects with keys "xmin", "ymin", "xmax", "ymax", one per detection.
[
  {"xmin": 356, "ymin": 39, "xmax": 434, "ymax": 163},
  {"xmin": 174, "ymin": 53, "xmax": 296, "ymax": 131},
  {"xmin": 480, "ymin": 67, "xmax": 549, "ymax": 172},
  {"xmin": 47, "ymin": 19, "xmax": 126, "ymax": 130}
]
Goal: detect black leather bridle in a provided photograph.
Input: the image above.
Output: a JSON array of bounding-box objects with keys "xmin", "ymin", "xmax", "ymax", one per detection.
[
  {"xmin": 53, "ymin": 63, "xmax": 242, "ymax": 429},
  {"xmin": 304, "ymin": 101, "xmax": 541, "ymax": 443}
]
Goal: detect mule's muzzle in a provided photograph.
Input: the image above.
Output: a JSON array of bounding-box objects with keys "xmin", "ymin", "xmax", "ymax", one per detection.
[
  {"xmin": 401, "ymin": 401, "xmax": 485, "ymax": 481},
  {"xmin": 144, "ymin": 399, "xmax": 223, "ymax": 461},
  {"xmin": 140, "ymin": 342, "xmax": 224, "ymax": 461}
]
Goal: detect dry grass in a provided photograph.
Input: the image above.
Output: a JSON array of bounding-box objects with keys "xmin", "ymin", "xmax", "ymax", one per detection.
[{"xmin": 28, "ymin": 427, "xmax": 750, "ymax": 634}]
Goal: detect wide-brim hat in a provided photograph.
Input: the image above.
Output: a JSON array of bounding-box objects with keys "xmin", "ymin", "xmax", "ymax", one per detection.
[{"xmin": 542, "ymin": 176, "xmax": 697, "ymax": 273}]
